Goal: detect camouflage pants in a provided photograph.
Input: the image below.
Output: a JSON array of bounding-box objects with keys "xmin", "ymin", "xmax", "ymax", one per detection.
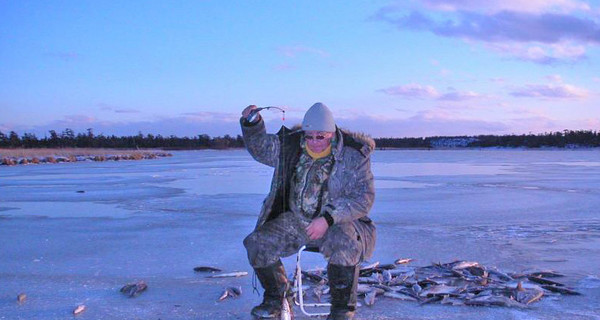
[{"xmin": 244, "ymin": 211, "xmax": 374, "ymax": 268}]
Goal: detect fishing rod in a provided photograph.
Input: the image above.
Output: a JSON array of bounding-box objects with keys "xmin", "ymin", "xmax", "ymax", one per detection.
[{"xmin": 246, "ymin": 106, "xmax": 286, "ymax": 123}]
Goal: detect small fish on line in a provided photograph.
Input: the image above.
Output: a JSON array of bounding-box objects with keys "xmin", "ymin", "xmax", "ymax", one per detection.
[
  {"xmin": 382, "ymin": 270, "xmax": 392, "ymax": 283},
  {"xmin": 194, "ymin": 266, "xmax": 222, "ymax": 273},
  {"xmin": 280, "ymin": 296, "xmax": 293, "ymax": 320},
  {"xmin": 360, "ymin": 261, "xmax": 380, "ymax": 270},
  {"xmin": 364, "ymin": 290, "xmax": 377, "ymax": 306},
  {"xmin": 218, "ymin": 290, "xmax": 229, "ymax": 301},
  {"xmin": 464, "ymin": 295, "xmax": 527, "ymax": 308},
  {"xmin": 527, "ymin": 276, "xmax": 564, "ymax": 286},
  {"xmin": 541, "ymin": 285, "xmax": 581, "ymax": 295},
  {"xmin": 120, "ymin": 281, "xmax": 148, "ymax": 297},
  {"xmin": 394, "ymin": 258, "xmax": 414, "ymax": 265},
  {"xmin": 73, "ymin": 305, "xmax": 86, "ymax": 315},
  {"xmin": 383, "ymin": 292, "xmax": 417, "ymax": 301},
  {"xmin": 527, "ymin": 271, "xmax": 564, "ymax": 278},
  {"xmin": 516, "ymin": 288, "xmax": 544, "ymax": 305},
  {"xmin": 217, "ymin": 286, "xmax": 242, "ymax": 301},
  {"xmin": 207, "ymin": 271, "xmax": 248, "ymax": 278}
]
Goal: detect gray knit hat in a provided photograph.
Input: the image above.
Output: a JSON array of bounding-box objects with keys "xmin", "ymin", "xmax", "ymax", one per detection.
[{"xmin": 302, "ymin": 102, "xmax": 336, "ymax": 132}]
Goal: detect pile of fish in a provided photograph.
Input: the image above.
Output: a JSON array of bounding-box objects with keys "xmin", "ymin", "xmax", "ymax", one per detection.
[{"xmin": 298, "ymin": 259, "xmax": 581, "ymax": 308}]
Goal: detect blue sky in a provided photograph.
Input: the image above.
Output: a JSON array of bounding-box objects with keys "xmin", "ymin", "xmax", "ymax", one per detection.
[{"xmin": 1, "ymin": 0, "xmax": 599, "ymax": 138}]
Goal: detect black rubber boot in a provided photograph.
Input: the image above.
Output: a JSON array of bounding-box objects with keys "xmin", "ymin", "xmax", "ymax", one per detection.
[
  {"xmin": 327, "ymin": 264, "xmax": 359, "ymax": 320},
  {"xmin": 251, "ymin": 260, "xmax": 290, "ymax": 319}
]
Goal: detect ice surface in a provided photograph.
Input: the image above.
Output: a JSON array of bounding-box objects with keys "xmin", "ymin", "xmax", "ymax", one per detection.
[{"xmin": 1, "ymin": 149, "xmax": 599, "ymax": 319}]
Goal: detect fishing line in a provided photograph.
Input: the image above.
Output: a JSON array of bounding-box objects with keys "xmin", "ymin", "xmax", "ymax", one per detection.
[
  {"xmin": 247, "ymin": 105, "xmax": 289, "ymax": 298},
  {"xmin": 260, "ymin": 105, "xmax": 291, "ymax": 303},
  {"xmin": 249, "ymin": 106, "xmax": 288, "ymax": 215},
  {"xmin": 267, "ymin": 105, "xmax": 296, "ymax": 311}
]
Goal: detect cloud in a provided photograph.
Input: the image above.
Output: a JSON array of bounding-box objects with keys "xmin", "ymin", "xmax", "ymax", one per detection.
[
  {"xmin": 97, "ymin": 103, "xmax": 141, "ymax": 114},
  {"xmin": 179, "ymin": 111, "xmax": 240, "ymax": 122},
  {"xmin": 278, "ymin": 45, "xmax": 330, "ymax": 58},
  {"xmin": 1, "ymin": 108, "xmax": 504, "ymax": 138},
  {"xmin": 336, "ymin": 111, "xmax": 510, "ymax": 137},
  {"xmin": 552, "ymin": 42, "xmax": 587, "ymax": 59},
  {"xmin": 507, "ymin": 115, "xmax": 560, "ymax": 131},
  {"xmin": 419, "ymin": 0, "xmax": 591, "ymax": 14},
  {"xmin": 1, "ymin": 111, "xmax": 241, "ymax": 137},
  {"xmin": 435, "ymin": 103, "xmax": 480, "ymax": 111},
  {"xmin": 438, "ymin": 90, "xmax": 480, "ymax": 101},
  {"xmin": 4, "ymin": 108, "xmax": 597, "ymax": 139},
  {"xmin": 545, "ymin": 74, "xmax": 563, "ymax": 82},
  {"xmin": 379, "ymin": 84, "xmax": 482, "ymax": 101},
  {"xmin": 583, "ymin": 118, "xmax": 600, "ymax": 128},
  {"xmin": 376, "ymin": 9, "xmax": 600, "ymax": 44},
  {"xmin": 62, "ymin": 115, "xmax": 97, "ymax": 123},
  {"xmin": 489, "ymin": 77, "xmax": 506, "ymax": 83},
  {"xmin": 510, "ymin": 83, "xmax": 589, "ymax": 98},
  {"xmin": 373, "ymin": 3, "xmax": 599, "ymax": 64},
  {"xmin": 0, "ymin": 124, "xmax": 11, "ymax": 132},
  {"xmin": 379, "ymin": 84, "xmax": 439, "ymax": 99},
  {"xmin": 97, "ymin": 103, "xmax": 115, "ymax": 111},
  {"xmin": 343, "ymin": 111, "xmax": 596, "ymax": 137},
  {"xmin": 483, "ymin": 41, "xmax": 587, "ymax": 64},
  {"xmin": 114, "ymin": 108, "xmax": 141, "ymax": 114}
]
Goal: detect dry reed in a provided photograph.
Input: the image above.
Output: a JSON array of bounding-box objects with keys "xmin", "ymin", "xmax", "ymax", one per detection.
[{"xmin": 0, "ymin": 148, "xmax": 160, "ymax": 158}]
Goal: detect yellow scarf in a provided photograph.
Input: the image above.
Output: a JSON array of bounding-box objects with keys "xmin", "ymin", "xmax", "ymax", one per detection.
[{"xmin": 306, "ymin": 144, "xmax": 332, "ymax": 160}]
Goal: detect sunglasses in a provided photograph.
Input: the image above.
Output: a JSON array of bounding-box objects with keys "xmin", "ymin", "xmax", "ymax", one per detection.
[{"xmin": 305, "ymin": 135, "xmax": 330, "ymax": 141}]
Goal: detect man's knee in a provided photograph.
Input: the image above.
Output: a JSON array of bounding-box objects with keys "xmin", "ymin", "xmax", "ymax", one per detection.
[
  {"xmin": 243, "ymin": 230, "xmax": 286, "ymax": 268},
  {"xmin": 243, "ymin": 232, "xmax": 257, "ymax": 251},
  {"xmin": 321, "ymin": 224, "xmax": 362, "ymax": 266},
  {"xmin": 243, "ymin": 231, "xmax": 262, "ymax": 265}
]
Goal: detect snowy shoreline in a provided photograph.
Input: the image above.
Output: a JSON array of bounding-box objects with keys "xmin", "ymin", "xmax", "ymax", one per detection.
[{"xmin": 0, "ymin": 148, "xmax": 172, "ymax": 166}]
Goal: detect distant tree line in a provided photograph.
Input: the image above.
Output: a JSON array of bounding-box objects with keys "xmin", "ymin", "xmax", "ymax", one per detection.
[
  {"xmin": 1, "ymin": 128, "xmax": 599, "ymax": 149},
  {"xmin": 0, "ymin": 129, "xmax": 245, "ymax": 149},
  {"xmin": 468, "ymin": 130, "xmax": 600, "ymax": 148},
  {"xmin": 376, "ymin": 130, "xmax": 600, "ymax": 149},
  {"xmin": 375, "ymin": 137, "xmax": 430, "ymax": 148}
]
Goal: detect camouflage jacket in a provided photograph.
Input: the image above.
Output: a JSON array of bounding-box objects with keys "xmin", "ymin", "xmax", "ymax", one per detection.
[
  {"xmin": 290, "ymin": 150, "xmax": 335, "ymax": 221},
  {"xmin": 240, "ymin": 117, "xmax": 375, "ymax": 230}
]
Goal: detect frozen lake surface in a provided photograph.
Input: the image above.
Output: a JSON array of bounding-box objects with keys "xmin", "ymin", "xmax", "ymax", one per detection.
[{"xmin": 1, "ymin": 149, "xmax": 599, "ymax": 319}]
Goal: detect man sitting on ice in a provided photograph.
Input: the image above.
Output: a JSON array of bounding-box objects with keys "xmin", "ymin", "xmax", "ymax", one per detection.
[{"xmin": 240, "ymin": 102, "xmax": 376, "ymax": 320}]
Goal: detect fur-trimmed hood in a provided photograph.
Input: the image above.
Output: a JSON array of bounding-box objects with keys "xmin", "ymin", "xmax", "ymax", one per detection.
[{"xmin": 336, "ymin": 128, "xmax": 376, "ymax": 158}]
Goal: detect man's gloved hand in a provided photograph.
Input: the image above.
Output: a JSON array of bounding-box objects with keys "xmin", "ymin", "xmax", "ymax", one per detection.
[
  {"xmin": 242, "ymin": 105, "xmax": 260, "ymax": 123},
  {"xmin": 306, "ymin": 217, "xmax": 329, "ymax": 240}
]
